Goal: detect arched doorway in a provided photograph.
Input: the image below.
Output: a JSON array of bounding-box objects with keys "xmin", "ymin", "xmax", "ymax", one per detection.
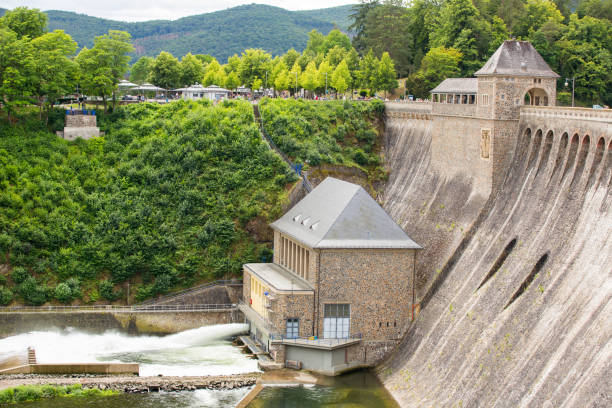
[{"xmin": 523, "ymin": 88, "xmax": 549, "ymax": 106}]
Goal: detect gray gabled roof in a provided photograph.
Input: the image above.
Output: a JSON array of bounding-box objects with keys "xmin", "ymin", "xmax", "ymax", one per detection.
[
  {"xmin": 271, "ymin": 177, "xmax": 421, "ymax": 249},
  {"xmin": 475, "ymin": 40, "xmax": 559, "ymax": 78},
  {"xmin": 431, "ymin": 78, "xmax": 478, "ymax": 94}
]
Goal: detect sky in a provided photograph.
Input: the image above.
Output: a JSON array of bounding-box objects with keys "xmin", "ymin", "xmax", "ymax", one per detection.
[{"xmin": 1, "ymin": 1, "xmax": 356, "ymax": 22}]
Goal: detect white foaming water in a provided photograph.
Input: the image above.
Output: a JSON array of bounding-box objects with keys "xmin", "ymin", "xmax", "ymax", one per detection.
[{"xmin": 0, "ymin": 323, "xmax": 258, "ymax": 376}]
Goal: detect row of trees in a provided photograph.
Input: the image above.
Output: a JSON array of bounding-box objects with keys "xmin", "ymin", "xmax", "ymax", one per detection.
[
  {"xmin": 0, "ymin": 7, "xmax": 134, "ymax": 120},
  {"xmin": 352, "ymin": 0, "xmax": 611, "ymax": 104},
  {"xmin": 132, "ymin": 29, "xmax": 398, "ymax": 97}
]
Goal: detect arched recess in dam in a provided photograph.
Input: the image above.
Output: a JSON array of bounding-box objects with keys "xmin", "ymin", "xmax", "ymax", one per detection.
[{"xmin": 380, "ymin": 108, "xmax": 611, "ymax": 407}]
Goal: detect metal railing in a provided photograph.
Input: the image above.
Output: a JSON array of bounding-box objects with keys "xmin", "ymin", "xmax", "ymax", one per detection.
[
  {"xmin": 138, "ymin": 279, "xmax": 242, "ymax": 305},
  {"xmin": 0, "ymin": 304, "xmax": 236, "ymax": 314},
  {"xmin": 253, "ymin": 104, "xmax": 313, "ymax": 193},
  {"xmin": 269, "ymin": 333, "xmax": 362, "ymax": 345}
]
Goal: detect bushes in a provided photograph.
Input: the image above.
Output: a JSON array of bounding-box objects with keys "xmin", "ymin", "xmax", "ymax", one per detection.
[
  {"xmin": 0, "ymin": 384, "xmax": 117, "ymax": 404},
  {"xmin": 17, "ymin": 276, "xmax": 49, "ymax": 305},
  {"xmin": 0, "ymin": 100, "xmax": 291, "ymax": 303},
  {"xmin": 258, "ymin": 98, "xmax": 384, "ymax": 179},
  {"xmin": 0, "ymin": 286, "xmax": 13, "ymax": 305}
]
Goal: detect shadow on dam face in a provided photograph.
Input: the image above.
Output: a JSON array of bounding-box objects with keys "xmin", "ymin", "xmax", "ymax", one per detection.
[{"xmin": 379, "ymin": 117, "xmax": 611, "ymax": 407}]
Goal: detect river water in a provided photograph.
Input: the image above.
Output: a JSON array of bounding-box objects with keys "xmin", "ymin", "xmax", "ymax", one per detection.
[
  {"xmin": 2, "ymin": 325, "xmax": 398, "ymax": 407},
  {"xmin": 0, "ymin": 323, "xmax": 256, "ymax": 376}
]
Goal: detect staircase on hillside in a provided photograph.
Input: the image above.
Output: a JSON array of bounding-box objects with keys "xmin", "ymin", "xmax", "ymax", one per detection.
[{"xmin": 253, "ymin": 104, "xmax": 312, "ymax": 192}]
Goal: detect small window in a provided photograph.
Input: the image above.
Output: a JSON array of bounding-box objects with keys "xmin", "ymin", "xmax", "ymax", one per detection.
[
  {"xmin": 482, "ymin": 94, "xmax": 490, "ymax": 106},
  {"xmin": 501, "ymin": 94, "xmax": 505, "ymax": 100},
  {"xmin": 286, "ymin": 318, "xmax": 299, "ymax": 339}
]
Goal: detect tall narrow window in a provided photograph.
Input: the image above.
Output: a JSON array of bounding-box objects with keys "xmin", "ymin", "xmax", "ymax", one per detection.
[{"xmin": 323, "ymin": 304, "xmax": 350, "ymax": 339}]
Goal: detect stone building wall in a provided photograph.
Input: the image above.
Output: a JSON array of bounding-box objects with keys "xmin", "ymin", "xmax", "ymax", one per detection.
[
  {"xmin": 269, "ymin": 292, "xmax": 314, "ymax": 338},
  {"xmin": 317, "ymin": 248, "xmax": 416, "ymax": 341},
  {"xmin": 65, "ymin": 115, "xmax": 97, "ymax": 128}
]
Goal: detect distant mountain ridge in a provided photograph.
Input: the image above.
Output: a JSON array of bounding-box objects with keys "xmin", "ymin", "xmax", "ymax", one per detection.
[{"xmin": 1, "ymin": 4, "xmax": 354, "ymax": 62}]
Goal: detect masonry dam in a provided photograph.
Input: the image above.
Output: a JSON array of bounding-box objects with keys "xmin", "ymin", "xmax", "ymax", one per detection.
[{"xmin": 378, "ymin": 101, "xmax": 611, "ymax": 407}]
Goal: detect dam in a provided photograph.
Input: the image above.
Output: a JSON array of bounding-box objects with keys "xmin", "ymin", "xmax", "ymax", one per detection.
[{"xmin": 378, "ymin": 42, "xmax": 611, "ymax": 408}]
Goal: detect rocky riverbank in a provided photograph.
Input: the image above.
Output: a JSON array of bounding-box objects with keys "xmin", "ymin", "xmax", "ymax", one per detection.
[{"xmin": 0, "ymin": 373, "xmax": 260, "ymax": 393}]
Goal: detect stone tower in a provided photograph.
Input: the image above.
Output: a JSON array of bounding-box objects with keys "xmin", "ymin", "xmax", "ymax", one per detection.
[
  {"xmin": 428, "ymin": 40, "xmax": 560, "ymax": 196},
  {"xmin": 475, "ymin": 40, "xmax": 559, "ymax": 121},
  {"xmin": 474, "ymin": 41, "xmax": 559, "ymax": 189}
]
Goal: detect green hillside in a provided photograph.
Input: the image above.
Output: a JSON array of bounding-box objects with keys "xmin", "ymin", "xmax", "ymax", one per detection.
[
  {"xmin": 33, "ymin": 4, "xmax": 354, "ymax": 61},
  {"xmin": 0, "ymin": 101, "xmax": 294, "ymax": 305}
]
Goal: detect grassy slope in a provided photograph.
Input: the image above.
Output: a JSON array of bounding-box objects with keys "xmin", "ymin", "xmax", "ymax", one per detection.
[
  {"xmin": 258, "ymin": 98, "xmax": 386, "ymax": 192},
  {"xmin": 0, "ymin": 100, "xmax": 295, "ymax": 305},
  {"xmin": 33, "ymin": 4, "xmax": 352, "ymax": 61}
]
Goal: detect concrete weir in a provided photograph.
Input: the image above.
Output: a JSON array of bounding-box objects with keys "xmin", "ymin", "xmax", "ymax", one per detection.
[
  {"xmin": 378, "ymin": 103, "xmax": 611, "ymax": 407},
  {"xmin": 0, "ymin": 309, "xmax": 243, "ymax": 337}
]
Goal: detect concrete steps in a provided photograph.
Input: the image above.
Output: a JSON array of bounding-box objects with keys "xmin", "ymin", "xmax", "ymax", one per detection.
[{"xmin": 27, "ymin": 347, "xmax": 36, "ymax": 365}]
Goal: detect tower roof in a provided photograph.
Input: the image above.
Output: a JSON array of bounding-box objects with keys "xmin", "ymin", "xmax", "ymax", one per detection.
[
  {"xmin": 474, "ymin": 41, "xmax": 559, "ymax": 78},
  {"xmin": 271, "ymin": 177, "xmax": 421, "ymax": 249}
]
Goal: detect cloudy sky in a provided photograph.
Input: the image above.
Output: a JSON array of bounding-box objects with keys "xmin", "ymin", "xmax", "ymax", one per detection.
[{"xmin": 1, "ymin": 1, "xmax": 356, "ymax": 21}]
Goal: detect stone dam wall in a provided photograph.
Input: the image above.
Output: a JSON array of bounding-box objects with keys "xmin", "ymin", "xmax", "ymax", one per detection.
[
  {"xmin": 378, "ymin": 104, "xmax": 611, "ymax": 407},
  {"xmin": 0, "ymin": 310, "xmax": 243, "ymax": 337}
]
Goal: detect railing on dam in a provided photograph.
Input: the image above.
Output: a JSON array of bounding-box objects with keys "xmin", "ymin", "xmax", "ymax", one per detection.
[
  {"xmin": 520, "ymin": 106, "xmax": 612, "ymax": 123},
  {"xmin": 0, "ymin": 303, "xmax": 236, "ymax": 314}
]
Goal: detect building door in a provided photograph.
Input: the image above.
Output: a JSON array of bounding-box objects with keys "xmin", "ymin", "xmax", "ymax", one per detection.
[
  {"xmin": 323, "ymin": 304, "xmax": 350, "ymax": 339},
  {"xmin": 286, "ymin": 318, "xmax": 299, "ymax": 339}
]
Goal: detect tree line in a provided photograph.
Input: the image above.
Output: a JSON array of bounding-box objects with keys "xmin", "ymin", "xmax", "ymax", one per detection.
[
  {"xmin": 0, "ymin": 6, "xmax": 399, "ymax": 126},
  {"xmin": 132, "ymin": 28, "xmax": 398, "ymax": 98},
  {"xmin": 351, "ymin": 0, "xmax": 611, "ymax": 105}
]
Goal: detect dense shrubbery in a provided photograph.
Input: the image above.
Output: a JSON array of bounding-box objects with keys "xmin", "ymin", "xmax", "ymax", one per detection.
[
  {"xmin": 0, "ymin": 100, "xmax": 294, "ymax": 304},
  {"xmin": 258, "ymin": 98, "xmax": 385, "ymax": 180},
  {"xmin": 0, "ymin": 384, "xmax": 117, "ymax": 404}
]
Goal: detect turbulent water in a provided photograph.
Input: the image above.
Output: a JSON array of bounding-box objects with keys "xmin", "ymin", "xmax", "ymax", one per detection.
[
  {"xmin": 0, "ymin": 323, "xmax": 257, "ymax": 376},
  {"xmin": 380, "ymin": 117, "xmax": 612, "ymax": 407}
]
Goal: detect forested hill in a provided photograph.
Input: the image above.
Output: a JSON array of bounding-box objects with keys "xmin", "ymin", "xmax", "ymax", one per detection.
[{"xmin": 31, "ymin": 4, "xmax": 353, "ymax": 61}]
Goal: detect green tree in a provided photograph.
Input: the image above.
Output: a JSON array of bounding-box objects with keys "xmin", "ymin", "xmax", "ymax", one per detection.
[
  {"xmin": 180, "ymin": 53, "xmax": 205, "ymax": 86},
  {"xmin": 514, "ymin": 0, "xmax": 564, "ymax": 38},
  {"xmin": 224, "ymin": 71, "xmax": 240, "ymax": 91},
  {"xmin": 556, "ymin": 14, "xmax": 612, "ymax": 104},
  {"xmin": 363, "ymin": 1, "xmax": 413, "ymax": 77},
  {"xmin": 331, "ymin": 59, "xmax": 351, "ymax": 96},
  {"xmin": 29, "ymin": 30, "xmax": 78, "ymax": 121},
  {"xmin": 76, "ymin": 47, "xmax": 114, "ymax": 111},
  {"xmin": 238, "ymin": 49, "xmax": 271, "ymax": 90},
  {"xmin": 274, "ymin": 68, "xmax": 291, "ymax": 94},
  {"xmin": 317, "ymin": 60, "xmax": 333, "ymax": 95},
  {"xmin": 150, "ymin": 51, "xmax": 181, "ymax": 89},
  {"xmin": 305, "ymin": 29, "xmax": 326, "ymax": 54},
  {"xmin": 93, "ymin": 30, "xmax": 134, "ymax": 109},
  {"xmin": 359, "ymin": 49, "xmax": 380, "ymax": 94},
  {"xmin": 345, "ymin": 48, "xmax": 361, "ymax": 95},
  {"xmin": 289, "ymin": 61, "xmax": 302, "ymax": 95},
  {"xmin": 202, "ymin": 59, "xmax": 226, "ymax": 86},
  {"xmin": 377, "ymin": 52, "xmax": 398, "ymax": 97},
  {"xmin": 0, "ymin": 26, "xmax": 33, "ymax": 121},
  {"xmin": 300, "ymin": 61, "xmax": 320, "ymax": 96},
  {"xmin": 282, "ymin": 48, "xmax": 301, "ymax": 70},
  {"xmin": 407, "ymin": 46, "xmax": 462, "ymax": 98},
  {"xmin": 321, "ymin": 29, "xmax": 352, "ymax": 53},
  {"xmin": 576, "ymin": 0, "xmax": 612, "ymax": 21},
  {"xmin": 0, "ymin": 7, "xmax": 47, "ymax": 39},
  {"xmin": 130, "ymin": 56, "xmax": 154, "ymax": 84},
  {"xmin": 350, "ymin": 0, "xmax": 382, "ymax": 54}
]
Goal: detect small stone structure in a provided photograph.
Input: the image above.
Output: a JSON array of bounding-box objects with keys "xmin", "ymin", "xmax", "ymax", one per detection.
[
  {"xmin": 239, "ymin": 177, "xmax": 421, "ymax": 375},
  {"xmin": 57, "ymin": 110, "xmax": 101, "ymax": 140}
]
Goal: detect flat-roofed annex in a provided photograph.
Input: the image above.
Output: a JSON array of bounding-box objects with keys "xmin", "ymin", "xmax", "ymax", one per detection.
[
  {"xmin": 245, "ymin": 263, "xmax": 314, "ymax": 294},
  {"xmin": 271, "ymin": 177, "xmax": 421, "ymax": 250}
]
